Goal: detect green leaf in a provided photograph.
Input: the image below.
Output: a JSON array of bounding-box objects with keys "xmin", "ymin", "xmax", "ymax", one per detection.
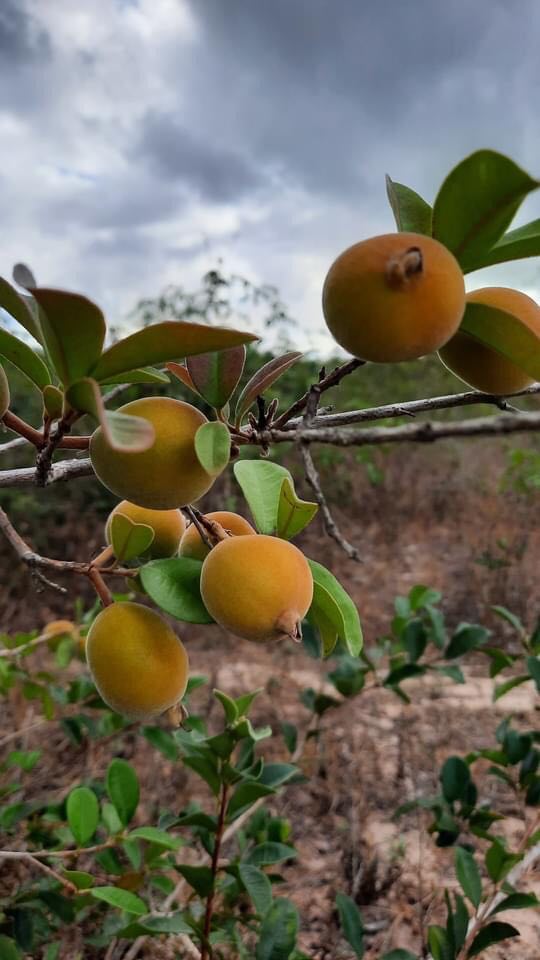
[
  {"xmin": 214, "ymin": 688, "xmax": 239, "ymax": 722},
  {"xmin": 336, "ymin": 893, "xmax": 364, "ymax": 958},
  {"xmin": 239, "ymin": 863, "xmax": 273, "ymax": 916},
  {"xmin": 459, "ymin": 302, "xmax": 540, "ymax": 381},
  {"xmin": 328, "ymin": 657, "xmax": 366, "ymax": 697},
  {"xmin": 106, "ymin": 759, "xmax": 139, "ymax": 827},
  {"xmin": 462, "ymin": 217, "xmax": 540, "ymax": 273},
  {"xmin": 491, "ymin": 892, "xmax": 538, "ymax": 914},
  {"xmin": 276, "ymin": 477, "xmax": 318, "ymax": 540},
  {"xmin": 42, "ymin": 385, "xmax": 64, "ymax": 420},
  {"xmin": 134, "ymin": 913, "xmax": 193, "ymax": 934},
  {"xmin": 186, "ymin": 345, "xmax": 246, "ymax": 409},
  {"xmin": 450, "ymin": 893, "xmax": 469, "ymax": 952},
  {"xmin": 455, "ymin": 847, "xmax": 482, "ymax": 908},
  {"xmin": 235, "ymin": 688, "xmax": 263, "ymax": 717},
  {"xmin": 385, "ymin": 176, "xmax": 433, "ymax": 235},
  {"xmin": 402, "ymin": 619, "xmax": 428, "ymax": 662},
  {"xmin": 0, "ymin": 936, "xmax": 22, "ymax": 960},
  {"xmin": 182, "ymin": 756, "xmax": 220, "ymax": 796},
  {"xmin": 129, "ymin": 827, "xmax": 183, "ymax": 850},
  {"xmin": 384, "ymin": 663, "xmax": 426, "ymax": 686},
  {"xmin": 227, "ymin": 782, "xmax": 276, "ymax": 821},
  {"xmin": 441, "ymin": 757, "xmax": 472, "ymax": 803},
  {"xmin": 306, "ymin": 559, "xmax": 363, "ymax": 657},
  {"xmin": 259, "ymin": 763, "xmax": 299, "ymax": 788},
  {"xmin": 100, "ymin": 366, "xmax": 169, "ymax": 385},
  {"xmin": 245, "ymin": 843, "xmax": 297, "ymax": 867},
  {"xmin": 256, "ymin": 897, "xmax": 299, "ymax": 960},
  {"xmin": 494, "ymin": 675, "xmax": 530, "ymax": 702},
  {"xmin": 436, "ymin": 665, "xmax": 465, "ymax": 684},
  {"xmin": 491, "ymin": 605, "xmax": 525, "ymax": 635},
  {"xmin": 31, "ymin": 288, "xmax": 106, "ymax": 386},
  {"xmin": 432, "ymin": 150, "xmax": 538, "ymax": 270},
  {"xmin": 62, "ymin": 869, "xmax": 94, "ymax": 890},
  {"xmin": 66, "ymin": 786, "xmax": 99, "ymax": 846},
  {"xmin": 66, "ymin": 378, "xmax": 155, "ymax": 452},
  {"xmin": 467, "ymin": 921, "xmax": 519, "ymax": 957},
  {"xmin": 176, "ymin": 864, "xmax": 214, "ymax": 897},
  {"xmin": 445, "ymin": 624, "xmax": 490, "ymax": 659},
  {"xmin": 380, "ymin": 953, "xmax": 419, "ymax": 960},
  {"xmin": 90, "ymin": 886, "xmax": 147, "ymax": 915},
  {"xmin": 142, "ymin": 726, "xmax": 180, "ymax": 760},
  {"xmin": 427, "ymin": 925, "xmax": 452, "ymax": 960},
  {"xmin": 235, "ymin": 351, "xmax": 303, "ymax": 425},
  {"xmin": 109, "ymin": 513, "xmax": 154, "ymax": 563},
  {"xmin": 0, "ymin": 327, "xmax": 50, "ymax": 390},
  {"xmin": 0, "ymin": 276, "xmax": 43, "ymax": 344},
  {"xmin": 194, "ymin": 421, "xmax": 230, "ymax": 476},
  {"xmin": 234, "ymin": 460, "xmax": 291, "ymax": 534},
  {"xmin": 526, "ymin": 656, "xmax": 540, "ymax": 692},
  {"xmin": 281, "ymin": 722, "xmax": 297, "ymax": 755},
  {"xmin": 409, "ymin": 585, "xmax": 442, "ymax": 610},
  {"xmin": 91, "ymin": 320, "xmax": 257, "ymax": 382},
  {"xmin": 140, "ymin": 557, "xmax": 213, "ymax": 624}
]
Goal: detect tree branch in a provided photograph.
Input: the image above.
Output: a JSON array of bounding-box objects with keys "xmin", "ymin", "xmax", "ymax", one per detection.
[
  {"xmin": 272, "ymin": 358, "xmax": 364, "ymax": 428},
  {"xmin": 0, "ymin": 456, "xmax": 93, "ymax": 487}
]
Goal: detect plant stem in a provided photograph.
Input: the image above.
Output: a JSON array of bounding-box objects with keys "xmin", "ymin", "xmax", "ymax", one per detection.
[{"xmin": 201, "ymin": 780, "xmax": 229, "ymax": 960}]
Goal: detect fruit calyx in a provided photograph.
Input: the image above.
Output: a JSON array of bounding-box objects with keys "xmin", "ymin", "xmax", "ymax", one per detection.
[
  {"xmin": 275, "ymin": 612, "xmax": 303, "ymax": 643},
  {"xmin": 386, "ymin": 245, "xmax": 423, "ymax": 289}
]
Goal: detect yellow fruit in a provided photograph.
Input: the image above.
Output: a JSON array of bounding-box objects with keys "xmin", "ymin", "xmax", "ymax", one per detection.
[
  {"xmin": 106, "ymin": 501, "xmax": 186, "ymax": 559},
  {"xmin": 439, "ymin": 287, "xmax": 540, "ymax": 395},
  {"xmin": 179, "ymin": 511, "xmax": 255, "ymax": 561},
  {"xmin": 200, "ymin": 534, "xmax": 313, "ymax": 642},
  {"xmin": 322, "ymin": 232, "xmax": 465, "ymax": 362},
  {"xmin": 86, "ymin": 602, "xmax": 189, "ymax": 720},
  {"xmin": 90, "ymin": 397, "xmax": 214, "ymax": 509},
  {"xmin": 0, "ymin": 365, "xmax": 10, "ymax": 418}
]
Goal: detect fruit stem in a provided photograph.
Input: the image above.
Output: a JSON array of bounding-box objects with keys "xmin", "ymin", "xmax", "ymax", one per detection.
[
  {"xmin": 87, "ymin": 567, "xmax": 113, "ymax": 607},
  {"xmin": 92, "ymin": 545, "xmax": 116, "ymax": 569},
  {"xmin": 385, "ymin": 245, "xmax": 423, "ymax": 289},
  {"xmin": 184, "ymin": 506, "xmax": 231, "ymax": 548}
]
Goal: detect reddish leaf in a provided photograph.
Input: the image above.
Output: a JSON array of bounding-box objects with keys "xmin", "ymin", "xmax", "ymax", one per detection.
[
  {"xmin": 187, "ymin": 345, "xmax": 246, "ymax": 409},
  {"xmin": 166, "ymin": 362, "xmax": 200, "ymax": 397},
  {"xmin": 235, "ymin": 351, "xmax": 303, "ymax": 425}
]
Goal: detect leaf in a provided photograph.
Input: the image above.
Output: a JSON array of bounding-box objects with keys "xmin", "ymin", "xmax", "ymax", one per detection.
[
  {"xmin": 463, "ymin": 217, "xmax": 540, "ymax": 273},
  {"xmin": 467, "ymin": 922, "xmax": 519, "ymax": 957},
  {"xmin": 0, "ymin": 327, "xmax": 50, "ymax": 390},
  {"xmin": 455, "ymin": 847, "xmax": 482, "ymax": 908},
  {"xmin": 109, "ymin": 513, "xmax": 154, "ymax": 563},
  {"xmin": 427, "ymin": 925, "xmax": 452, "ymax": 960},
  {"xmin": 142, "ymin": 726, "xmax": 179, "ymax": 761},
  {"xmin": 432, "ymin": 150, "xmax": 538, "ymax": 270},
  {"xmin": 494, "ymin": 675, "xmax": 530, "ymax": 702},
  {"xmin": 380, "ymin": 953, "xmax": 419, "ymax": 960},
  {"xmin": 245, "ymin": 843, "xmax": 297, "ymax": 867},
  {"xmin": 402, "ymin": 619, "xmax": 428, "ymax": 662},
  {"xmin": 441, "ymin": 757, "xmax": 472, "ymax": 803},
  {"xmin": 12, "ymin": 263, "xmax": 36, "ymax": 289},
  {"xmin": 276, "ymin": 477, "xmax": 318, "ymax": 540},
  {"xmin": 459, "ymin": 302, "xmax": 540, "ymax": 381},
  {"xmin": 259, "ymin": 763, "xmax": 299, "ymax": 788},
  {"xmin": 186, "ymin": 345, "xmax": 246, "ymax": 409},
  {"xmin": 91, "ymin": 320, "xmax": 257, "ymax": 382},
  {"xmin": 90, "ymin": 886, "xmax": 147, "ymax": 915},
  {"xmin": 134, "ymin": 913, "xmax": 192, "ymax": 934},
  {"xmin": 30, "ymin": 288, "xmax": 106, "ymax": 386},
  {"xmin": 491, "ymin": 605, "xmax": 525, "ymax": 635},
  {"xmin": 409, "ymin": 585, "xmax": 442, "ymax": 610},
  {"xmin": 100, "ymin": 366, "xmax": 169, "ymax": 385},
  {"xmin": 336, "ymin": 893, "xmax": 364, "ymax": 958},
  {"xmin": 0, "ymin": 936, "xmax": 22, "ymax": 960},
  {"xmin": 166, "ymin": 361, "xmax": 200, "ymax": 396},
  {"xmin": 384, "ymin": 663, "xmax": 426, "ymax": 686},
  {"xmin": 445, "ymin": 624, "xmax": 490, "ymax": 659},
  {"xmin": 235, "ymin": 351, "xmax": 302, "ymax": 425},
  {"xmin": 66, "ymin": 378, "xmax": 155, "ymax": 452},
  {"xmin": 239, "ymin": 863, "xmax": 273, "ymax": 916},
  {"xmin": 43, "ymin": 385, "xmax": 64, "ymax": 420},
  {"xmin": 233, "ymin": 460, "xmax": 291, "ymax": 534},
  {"xmin": 140, "ymin": 557, "xmax": 213, "ymax": 624},
  {"xmin": 436, "ymin": 665, "xmax": 466, "ymax": 684},
  {"xmin": 182, "ymin": 755, "xmax": 221, "ymax": 796},
  {"xmin": 128, "ymin": 827, "xmax": 182, "ymax": 850},
  {"xmin": 526, "ymin": 656, "xmax": 540, "ymax": 692},
  {"xmin": 176, "ymin": 864, "xmax": 214, "ymax": 897},
  {"xmin": 62, "ymin": 869, "xmax": 94, "ymax": 890},
  {"xmin": 256, "ymin": 897, "xmax": 299, "ymax": 960},
  {"xmin": 491, "ymin": 892, "xmax": 539, "ymax": 914},
  {"xmin": 385, "ymin": 176, "xmax": 433, "ymax": 235},
  {"xmin": 0, "ymin": 276, "xmax": 43, "ymax": 343},
  {"xmin": 306, "ymin": 559, "xmax": 363, "ymax": 657},
  {"xmin": 106, "ymin": 759, "xmax": 140, "ymax": 827},
  {"xmin": 194, "ymin": 421, "xmax": 230, "ymax": 476},
  {"xmin": 227, "ymin": 782, "xmax": 276, "ymax": 821},
  {"xmin": 66, "ymin": 786, "xmax": 99, "ymax": 846}
]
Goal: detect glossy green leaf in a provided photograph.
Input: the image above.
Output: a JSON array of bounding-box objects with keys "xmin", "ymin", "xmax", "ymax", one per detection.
[
  {"xmin": 0, "ymin": 936, "xmax": 22, "ymax": 960},
  {"xmin": 445, "ymin": 623, "xmax": 490, "ymax": 659},
  {"xmin": 90, "ymin": 886, "xmax": 147, "ymax": 915},
  {"xmin": 441, "ymin": 756, "xmax": 472, "ymax": 803},
  {"xmin": 526, "ymin": 656, "xmax": 540, "ymax": 692},
  {"xmin": 432, "ymin": 150, "xmax": 538, "ymax": 270},
  {"xmin": 99, "ymin": 366, "xmax": 169, "ymax": 385},
  {"xmin": 0, "ymin": 327, "xmax": 50, "ymax": 390},
  {"xmin": 66, "ymin": 377, "xmax": 155, "ymax": 452},
  {"xmin": 194, "ymin": 421, "xmax": 230, "ymax": 476},
  {"xmin": 176, "ymin": 864, "xmax": 214, "ymax": 897},
  {"xmin": 0, "ymin": 276, "xmax": 43, "ymax": 344},
  {"xmin": 467, "ymin": 922, "xmax": 519, "ymax": 957},
  {"xmin": 31, "ymin": 288, "xmax": 106, "ymax": 386},
  {"xmin": 187, "ymin": 345, "xmax": 246, "ymax": 408},
  {"xmin": 182, "ymin": 755, "xmax": 220, "ymax": 795},
  {"xmin": 42, "ymin": 385, "xmax": 64, "ymax": 420},
  {"xmin": 235, "ymin": 351, "xmax": 303, "ymax": 425},
  {"xmin": 455, "ymin": 847, "xmax": 482, "ymax": 908},
  {"xmin": 91, "ymin": 320, "xmax": 257, "ymax": 382},
  {"xmin": 307, "ymin": 559, "xmax": 363, "ymax": 657},
  {"xmin": 106, "ymin": 759, "xmax": 139, "ymax": 827},
  {"xmin": 140, "ymin": 557, "xmax": 213, "ymax": 624},
  {"xmin": 66, "ymin": 786, "xmax": 99, "ymax": 846},
  {"xmin": 62, "ymin": 869, "xmax": 94, "ymax": 890},
  {"xmin": 459, "ymin": 302, "xmax": 540, "ymax": 381},
  {"xmin": 385, "ymin": 176, "xmax": 433, "ymax": 235},
  {"xmin": 214, "ymin": 688, "xmax": 240, "ymax": 722},
  {"xmin": 239, "ymin": 863, "xmax": 273, "ymax": 916},
  {"xmin": 128, "ymin": 827, "xmax": 182, "ymax": 850},
  {"xmin": 256, "ymin": 897, "xmax": 299, "ymax": 960},
  {"xmin": 109, "ymin": 513, "xmax": 154, "ymax": 563},
  {"xmin": 494, "ymin": 675, "xmax": 531, "ymax": 701},
  {"xmin": 427, "ymin": 925, "xmax": 452, "ymax": 960},
  {"xmin": 259, "ymin": 763, "xmax": 298, "ymax": 788},
  {"xmin": 234, "ymin": 460, "xmax": 291, "ymax": 534},
  {"xmin": 245, "ymin": 843, "xmax": 297, "ymax": 867},
  {"xmin": 336, "ymin": 892, "xmax": 364, "ymax": 958},
  {"xmin": 227, "ymin": 782, "xmax": 276, "ymax": 821},
  {"xmin": 276, "ymin": 477, "xmax": 318, "ymax": 540},
  {"xmin": 492, "ymin": 892, "xmax": 538, "ymax": 914},
  {"xmin": 463, "ymin": 217, "xmax": 540, "ymax": 273},
  {"xmin": 134, "ymin": 913, "xmax": 192, "ymax": 934}
]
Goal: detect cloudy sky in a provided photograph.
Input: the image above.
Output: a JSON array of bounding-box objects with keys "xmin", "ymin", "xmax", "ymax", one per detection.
[{"xmin": 2, "ymin": 0, "xmax": 540, "ymax": 354}]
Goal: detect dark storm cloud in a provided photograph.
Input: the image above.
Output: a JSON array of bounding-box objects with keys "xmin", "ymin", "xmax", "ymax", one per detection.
[{"xmin": 0, "ymin": 0, "xmax": 50, "ymax": 63}]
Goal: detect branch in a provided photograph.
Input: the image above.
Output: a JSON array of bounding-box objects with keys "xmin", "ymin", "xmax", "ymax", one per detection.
[
  {"xmin": 0, "ymin": 456, "xmax": 93, "ymax": 487},
  {"xmin": 0, "ymin": 851, "xmax": 78, "ymax": 894},
  {"xmin": 0, "ymin": 436, "xmax": 30, "ymax": 455},
  {"xmin": 272, "ymin": 358, "xmax": 364, "ymax": 428}
]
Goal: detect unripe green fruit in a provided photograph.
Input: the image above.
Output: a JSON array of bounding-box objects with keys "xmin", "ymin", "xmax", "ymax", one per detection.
[
  {"xmin": 179, "ymin": 511, "xmax": 255, "ymax": 561},
  {"xmin": 200, "ymin": 534, "xmax": 313, "ymax": 642},
  {"xmin": 106, "ymin": 501, "xmax": 186, "ymax": 559},
  {"xmin": 0, "ymin": 365, "xmax": 10, "ymax": 418},
  {"xmin": 86, "ymin": 601, "xmax": 189, "ymax": 720},
  {"xmin": 90, "ymin": 397, "xmax": 214, "ymax": 509}
]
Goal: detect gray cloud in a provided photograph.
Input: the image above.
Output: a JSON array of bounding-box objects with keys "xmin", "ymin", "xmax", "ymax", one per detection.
[{"xmin": 0, "ymin": 0, "xmax": 50, "ymax": 63}]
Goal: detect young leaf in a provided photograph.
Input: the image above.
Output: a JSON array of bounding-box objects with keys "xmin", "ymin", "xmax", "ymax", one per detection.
[
  {"xmin": 336, "ymin": 892, "xmax": 364, "ymax": 958},
  {"xmin": 90, "ymin": 887, "xmax": 147, "ymax": 915},
  {"xmin": 194, "ymin": 421, "xmax": 230, "ymax": 476},
  {"xmin": 0, "ymin": 276, "xmax": 43, "ymax": 344},
  {"xmin": 106, "ymin": 759, "xmax": 140, "ymax": 827},
  {"xmin": 385, "ymin": 176, "xmax": 433, "ymax": 235},
  {"xmin": 0, "ymin": 328, "xmax": 51, "ymax": 390},
  {"xmin": 90, "ymin": 320, "xmax": 257, "ymax": 382},
  {"xmin": 140, "ymin": 557, "xmax": 213, "ymax": 624},
  {"xmin": 234, "ymin": 460, "xmax": 291, "ymax": 534},
  {"xmin": 235, "ymin": 351, "xmax": 302, "ymax": 425},
  {"xmin": 455, "ymin": 847, "xmax": 482, "ymax": 908},
  {"xmin": 276, "ymin": 477, "xmax": 318, "ymax": 540},
  {"xmin": 462, "ymin": 217, "xmax": 540, "ymax": 273},
  {"xmin": 31, "ymin": 288, "xmax": 106, "ymax": 386},
  {"xmin": 176, "ymin": 864, "xmax": 214, "ymax": 897},
  {"xmin": 186, "ymin": 345, "xmax": 246, "ymax": 409},
  {"xmin": 239, "ymin": 863, "xmax": 273, "ymax": 916},
  {"xmin": 66, "ymin": 378, "xmax": 155, "ymax": 452},
  {"xmin": 307, "ymin": 559, "xmax": 363, "ymax": 657},
  {"xmin": 109, "ymin": 513, "xmax": 154, "ymax": 563},
  {"xmin": 66, "ymin": 786, "xmax": 99, "ymax": 846},
  {"xmin": 432, "ymin": 150, "xmax": 538, "ymax": 270},
  {"xmin": 256, "ymin": 897, "xmax": 299, "ymax": 960},
  {"xmin": 467, "ymin": 922, "xmax": 519, "ymax": 957},
  {"xmin": 440, "ymin": 757, "xmax": 472, "ymax": 803},
  {"xmin": 166, "ymin": 362, "xmax": 200, "ymax": 396},
  {"xmin": 459, "ymin": 302, "xmax": 540, "ymax": 381}
]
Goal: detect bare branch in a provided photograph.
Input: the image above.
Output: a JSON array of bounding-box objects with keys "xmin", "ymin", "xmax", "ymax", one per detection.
[
  {"xmin": 0, "ymin": 436, "xmax": 30, "ymax": 455},
  {"xmin": 272, "ymin": 358, "xmax": 364, "ymax": 428},
  {"xmin": 0, "ymin": 456, "xmax": 93, "ymax": 487},
  {"xmin": 0, "ymin": 851, "xmax": 78, "ymax": 894}
]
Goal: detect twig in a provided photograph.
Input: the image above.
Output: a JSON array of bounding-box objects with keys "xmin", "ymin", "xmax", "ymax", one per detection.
[
  {"xmin": 0, "ymin": 456, "xmax": 93, "ymax": 487},
  {"xmin": 0, "ymin": 851, "xmax": 78, "ymax": 893},
  {"xmin": 0, "ymin": 436, "xmax": 30, "ymax": 454},
  {"xmin": 182, "ymin": 506, "xmax": 221, "ymax": 550},
  {"xmin": 201, "ymin": 781, "xmax": 229, "ymax": 960},
  {"xmin": 272, "ymin": 358, "xmax": 364, "ymax": 428},
  {"xmin": 2, "ymin": 410, "xmax": 90, "ymax": 450}
]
